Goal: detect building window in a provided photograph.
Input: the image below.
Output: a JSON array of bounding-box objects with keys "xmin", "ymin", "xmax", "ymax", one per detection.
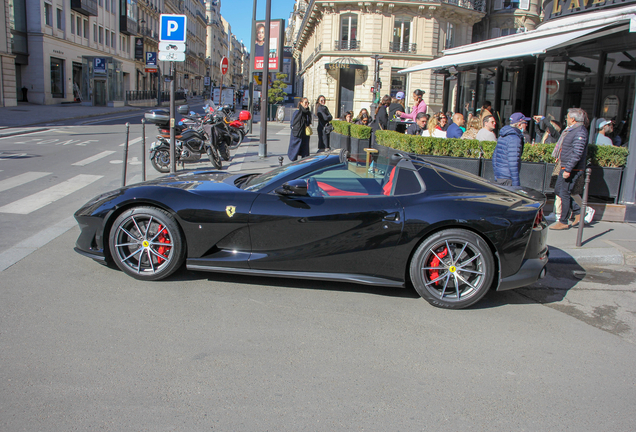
[
  {"xmin": 70, "ymin": 14, "xmax": 75, "ymax": 34},
  {"xmin": 105, "ymin": 29, "xmax": 109, "ymax": 46},
  {"xmin": 105, "ymin": 0, "xmax": 109, "ymax": 11},
  {"xmin": 338, "ymin": 14, "xmax": 358, "ymax": 50},
  {"xmin": 56, "ymin": 8, "xmax": 63, "ymax": 29},
  {"xmin": 99, "ymin": 26, "xmax": 103, "ymax": 44},
  {"xmin": 112, "ymin": 32, "xmax": 116, "ymax": 48},
  {"xmin": 44, "ymin": 3, "xmax": 52, "ymax": 26},
  {"xmin": 84, "ymin": 20, "xmax": 88, "ymax": 38},
  {"xmin": 112, "ymin": 0, "xmax": 116, "ymax": 13},
  {"xmin": 392, "ymin": 19, "xmax": 412, "ymax": 53},
  {"xmin": 445, "ymin": 23, "xmax": 455, "ymax": 50},
  {"xmin": 98, "ymin": 0, "xmax": 103, "ymax": 6},
  {"xmin": 93, "ymin": 24, "xmax": 97, "ymax": 42},
  {"xmin": 50, "ymin": 57, "xmax": 65, "ymax": 98}
]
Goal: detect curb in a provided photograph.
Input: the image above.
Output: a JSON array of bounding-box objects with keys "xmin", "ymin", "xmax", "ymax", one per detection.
[
  {"xmin": 0, "ymin": 107, "xmax": 144, "ymax": 130},
  {"xmin": 548, "ymin": 246, "xmax": 624, "ymax": 266}
]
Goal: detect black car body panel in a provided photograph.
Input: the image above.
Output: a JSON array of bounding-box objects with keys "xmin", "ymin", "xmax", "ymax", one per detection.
[{"xmin": 74, "ymin": 152, "xmax": 548, "ymax": 299}]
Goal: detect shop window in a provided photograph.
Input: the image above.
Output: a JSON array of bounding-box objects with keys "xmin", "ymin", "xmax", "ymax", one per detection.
[
  {"xmin": 50, "ymin": 57, "xmax": 64, "ymax": 98},
  {"xmin": 459, "ymin": 70, "xmax": 477, "ymax": 117},
  {"xmin": 392, "ymin": 19, "xmax": 412, "ymax": 53},
  {"xmin": 339, "ymin": 14, "xmax": 358, "ymax": 50},
  {"xmin": 44, "ymin": 3, "xmax": 52, "ymax": 26},
  {"xmin": 603, "ymin": 50, "xmax": 635, "ymax": 147},
  {"xmin": 565, "ymin": 55, "xmax": 598, "ymax": 117}
]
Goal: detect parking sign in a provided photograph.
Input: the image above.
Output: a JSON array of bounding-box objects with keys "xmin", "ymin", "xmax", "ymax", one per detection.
[{"xmin": 160, "ymin": 15, "xmax": 187, "ymax": 43}]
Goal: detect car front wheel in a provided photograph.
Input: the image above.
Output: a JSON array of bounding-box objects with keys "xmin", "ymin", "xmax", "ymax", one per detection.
[
  {"xmin": 410, "ymin": 229, "xmax": 495, "ymax": 309},
  {"xmin": 109, "ymin": 207, "xmax": 185, "ymax": 281}
]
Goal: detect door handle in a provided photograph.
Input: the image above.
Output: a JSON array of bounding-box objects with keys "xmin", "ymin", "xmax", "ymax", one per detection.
[{"xmin": 383, "ymin": 212, "xmax": 400, "ymax": 221}]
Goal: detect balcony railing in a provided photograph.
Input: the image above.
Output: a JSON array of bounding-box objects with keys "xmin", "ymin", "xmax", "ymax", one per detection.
[
  {"xmin": 334, "ymin": 40, "xmax": 360, "ymax": 51},
  {"xmin": 389, "ymin": 42, "xmax": 417, "ymax": 53},
  {"xmin": 71, "ymin": 0, "xmax": 98, "ymax": 16}
]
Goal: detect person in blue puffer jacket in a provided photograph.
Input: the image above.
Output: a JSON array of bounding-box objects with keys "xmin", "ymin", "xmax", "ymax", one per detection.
[{"xmin": 492, "ymin": 112, "xmax": 530, "ymax": 186}]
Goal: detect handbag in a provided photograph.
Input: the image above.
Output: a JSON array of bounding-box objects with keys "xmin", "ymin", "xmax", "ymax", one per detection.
[
  {"xmin": 305, "ymin": 126, "xmax": 313, "ymax": 136},
  {"xmin": 324, "ymin": 123, "xmax": 334, "ymax": 134},
  {"xmin": 549, "ymin": 159, "xmax": 561, "ymax": 189}
]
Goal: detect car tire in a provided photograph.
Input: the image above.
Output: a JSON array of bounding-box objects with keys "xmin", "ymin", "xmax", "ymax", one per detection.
[
  {"xmin": 109, "ymin": 207, "xmax": 186, "ymax": 281},
  {"xmin": 410, "ymin": 229, "xmax": 495, "ymax": 309}
]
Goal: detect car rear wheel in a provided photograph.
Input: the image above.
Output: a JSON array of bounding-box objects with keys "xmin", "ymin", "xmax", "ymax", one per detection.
[
  {"xmin": 109, "ymin": 207, "xmax": 185, "ymax": 281},
  {"xmin": 410, "ymin": 229, "xmax": 494, "ymax": 309}
]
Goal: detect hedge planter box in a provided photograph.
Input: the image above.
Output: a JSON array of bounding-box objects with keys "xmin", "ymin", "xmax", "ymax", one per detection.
[
  {"xmin": 330, "ymin": 132, "xmax": 343, "ymax": 150},
  {"xmin": 350, "ymin": 137, "xmax": 370, "ymax": 156},
  {"xmin": 480, "ymin": 160, "xmax": 546, "ymax": 191},
  {"xmin": 423, "ymin": 156, "xmax": 481, "ymax": 177}
]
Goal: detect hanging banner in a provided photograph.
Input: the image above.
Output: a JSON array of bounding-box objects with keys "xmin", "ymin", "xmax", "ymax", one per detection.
[{"xmin": 135, "ymin": 37, "xmax": 144, "ymax": 60}]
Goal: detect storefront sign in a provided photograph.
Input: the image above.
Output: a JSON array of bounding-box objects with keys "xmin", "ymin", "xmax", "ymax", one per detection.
[
  {"xmin": 544, "ymin": 0, "xmax": 636, "ymax": 21},
  {"xmin": 135, "ymin": 38, "xmax": 144, "ymax": 60}
]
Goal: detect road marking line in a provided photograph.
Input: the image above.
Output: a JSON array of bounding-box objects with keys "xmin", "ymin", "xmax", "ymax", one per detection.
[
  {"xmin": 119, "ymin": 137, "xmax": 143, "ymax": 147},
  {"xmin": 0, "ymin": 174, "xmax": 103, "ymax": 214},
  {"xmin": 0, "ymin": 172, "xmax": 51, "ymax": 193},
  {"xmin": 0, "ymin": 215, "xmax": 77, "ymax": 272},
  {"xmin": 72, "ymin": 151, "xmax": 117, "ymax": 166}
]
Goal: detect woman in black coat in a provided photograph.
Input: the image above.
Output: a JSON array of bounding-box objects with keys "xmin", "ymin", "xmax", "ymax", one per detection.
[
  {"xmin": 371, "ymin": 95, "xmax": 391, "ymax": 147},
  {"xmin": 288, "ymin": 97, "xmax": 312, "ymax": 161},
  {"xmin": 315, "ymin": 95, "xmax": 333, "ymax": 152}
]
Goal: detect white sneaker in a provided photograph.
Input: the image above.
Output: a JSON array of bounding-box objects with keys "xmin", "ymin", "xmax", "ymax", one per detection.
[{"xmin": 584, "ymin": 206, "xmax": 595, "ymax": 224}]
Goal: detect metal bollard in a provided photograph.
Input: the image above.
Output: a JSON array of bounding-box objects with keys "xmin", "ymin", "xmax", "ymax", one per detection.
[
  {"xmin": 122, "ymin": 122, "xmax": 130, "ymax": 187},
  {"xmin": 278, "ymin": 156, "xmax": 284, "ymax": 166},
  {"xmin": 576, "ymin": 167, "xmax": 593, "ymax": 247},
  {"xmin": 141, "ymin": 119, "xmax": 146, "ymax": 182}
]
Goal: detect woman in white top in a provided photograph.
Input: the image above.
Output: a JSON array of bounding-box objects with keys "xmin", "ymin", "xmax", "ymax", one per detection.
[{"xmin": 422, "ymin": 116, "xmax": 447, "ymax": 138}]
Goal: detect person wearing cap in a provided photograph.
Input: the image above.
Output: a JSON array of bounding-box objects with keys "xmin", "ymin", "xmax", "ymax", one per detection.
[
  {"xmin": 492, "ymin": 112, "xmax": 530, "ymax": 187},
  {"xmin": 596, "ymin": 119, "xmax": 613, "ymax": 146},
  {"xmin": 388, "ymin": 92, "xmax": 405, "ymax": 121},
  {"xmin": 396, "ymin": 89, "xmax": 427, "ymax": 121}
]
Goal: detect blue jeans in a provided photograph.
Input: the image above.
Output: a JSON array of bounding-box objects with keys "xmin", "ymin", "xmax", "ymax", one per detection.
[{"xmin": 555, "ymin": 169, "xmax": 583, "ymax": 224}]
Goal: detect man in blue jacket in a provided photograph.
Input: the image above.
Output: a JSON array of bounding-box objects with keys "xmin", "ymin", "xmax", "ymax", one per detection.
[
  {"xmin": 492, "ymin": 112, "xmax": 530, "ymax": 186},
  {"xmin": 446, "ymin": 113, "xmax": 465, "ymax": 138}
]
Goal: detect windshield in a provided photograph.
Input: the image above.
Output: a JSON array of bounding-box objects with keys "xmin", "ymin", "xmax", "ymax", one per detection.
[
  {"xmin": 203, "ymin": 99, "xmax": 217, "ymax": 114},
  {"xmin": 240, "ymin": 154, "xmax": 328, "ymax": 192}
]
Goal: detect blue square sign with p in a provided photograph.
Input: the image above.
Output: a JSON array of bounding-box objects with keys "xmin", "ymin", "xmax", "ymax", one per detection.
[{"xmin": 160, "ymin": 15, "xmax": 187, "ymax": 43}]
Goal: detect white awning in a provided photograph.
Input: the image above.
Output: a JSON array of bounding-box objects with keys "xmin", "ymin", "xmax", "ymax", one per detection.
[{"xmin": 399, "ymin": 26, "xmax": 607, "ymax": 74}]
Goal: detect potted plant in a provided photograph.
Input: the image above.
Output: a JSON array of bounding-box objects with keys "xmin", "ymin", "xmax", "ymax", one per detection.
[
  {"xmin": 349, "ymin": 124, "xmax": 372, "ymax": 156},
  {"xmin": 267, "ymin": 73, "xmax": 288, "ymax": 120}
]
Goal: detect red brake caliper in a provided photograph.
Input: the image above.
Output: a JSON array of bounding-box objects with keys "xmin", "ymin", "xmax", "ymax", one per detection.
[
  {"xmin": 428, "ymin": 247, "xmax": 448, "ymax": 285},
  {"xmin": 156, "ymin": 225, "xmax": 171, "ymax": 264}
]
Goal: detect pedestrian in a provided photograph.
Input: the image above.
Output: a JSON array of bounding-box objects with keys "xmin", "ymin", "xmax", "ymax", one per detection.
[
  {"xmin": 446, "ymin": 113, "xmax": 465, "ymax": 138},
  {"xmin": 533, "ymin": 115, "xmax": 562, "ymax": 144},
  {"xmin": 406, "ymin": 112, "xmax": 427, "ymax": 135},
  {"xmin": 371, "ymin": 95, "xmax": 391, "ymax": 147},
  {"xmin": 422, "ymin": 116, "xmax": 446, "ymax": 138},
  {"xmin": 356, "ymin": 113, "xmax": 370, "ymax": 126},
  {"xmin": 437, "ymin": 113, "xmax": 449, "ymax": 131},
  {"xmin": 492, "ymin": 112, "xmax": 530, "ymax": 186},
  {"xmin": 341, "ymin": 111, "xmax": 354, "ymax": 122},
  {"xmin": 396, "ymin": 89, "xmax": 427, "ymax": 121},
  {"xmin": 550, "ymin": 108, "xmax": 589, "ymax": 230},
  {"xmin": 476, "ymin": 115, "xmax": 497, "ymax": 141},
  {"xmin": 315, "ymin": 95, "xmax": 333, "ymax": 152},
  {"xmin": 388, "ymin": 92, "xmax": 405, "ymax": 121},
  {"xmin": 595, "ymin": 119, "xmax": 613, "ymax": 146},
  {"xmin": 461, "ymin": 116, "xmax": 482, "ymax": 140},
  {"xmin": 356, "ymin": 108, "xmax": 372, "ymax": 123},
  {"xmin": 288, "ymin": 97, "xmax": 312, "ymax": 161}
]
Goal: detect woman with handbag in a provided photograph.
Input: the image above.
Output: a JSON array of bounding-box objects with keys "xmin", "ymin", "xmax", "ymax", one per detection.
[
  {"xmin": 371, "ymin": 95, "xmax": 391, "ymax": 147},
  {"xmin": 288, "ymin": 98, "xmax": 313, "ymax": 161},
  {"xmin": 315, "ymin": 95, "xmax": 333, "ymax": 153}
]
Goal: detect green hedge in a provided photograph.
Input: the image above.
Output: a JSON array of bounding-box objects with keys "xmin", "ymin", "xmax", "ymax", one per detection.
[
  {"xmin": 375, "ymin": 130, "xmax": 628, "ymax": 168},
  {"xmin": 332, "ymin": 120, "xmax": 372, "ymax": 140}
]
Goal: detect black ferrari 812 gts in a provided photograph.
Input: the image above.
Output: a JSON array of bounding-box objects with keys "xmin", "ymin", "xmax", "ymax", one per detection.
[{"xmin": 74, "ymin": 150, "xmax": 548, "ymax": 309}]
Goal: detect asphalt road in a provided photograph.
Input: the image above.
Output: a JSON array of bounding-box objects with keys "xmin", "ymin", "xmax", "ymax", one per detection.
[{"xmin": 1, "ymin": 109, "xmax": 636, "ymax": 430}]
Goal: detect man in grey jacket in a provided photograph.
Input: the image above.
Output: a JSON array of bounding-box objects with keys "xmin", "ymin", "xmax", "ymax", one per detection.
[{"xmin": 550, "ymin": 108, "xmax": 588, "ymax": 230}]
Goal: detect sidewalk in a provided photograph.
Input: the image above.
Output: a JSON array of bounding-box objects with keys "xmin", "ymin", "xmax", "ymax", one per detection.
[{"xmin": 3, "ymin": 102, "xmax": 635, "ymax": 268}]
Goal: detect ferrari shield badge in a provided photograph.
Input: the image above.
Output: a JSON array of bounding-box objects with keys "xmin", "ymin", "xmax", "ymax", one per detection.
[{"xmin": 226, "ymin": 205, "xmax": 236, "ymax": 218}]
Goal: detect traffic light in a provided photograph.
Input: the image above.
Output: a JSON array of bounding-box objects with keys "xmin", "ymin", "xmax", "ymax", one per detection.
[{"xmin": 377, "ymin": 60, "xmax": 383, "ymax": 72}]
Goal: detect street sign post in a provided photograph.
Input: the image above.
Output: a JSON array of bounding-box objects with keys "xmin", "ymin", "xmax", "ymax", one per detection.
[
  {"xmin": 220, "ymin": 56, "xmax": 228, "ymax": 109},
  {"xmin": 159, "ymin": 14, "xmax": 188, "ymax": 174}
]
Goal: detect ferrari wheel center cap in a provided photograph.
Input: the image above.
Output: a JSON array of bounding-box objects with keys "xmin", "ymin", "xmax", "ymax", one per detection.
[
  {"xmin": 142, "ymin": 240, "xmax": 150, "ymax": 248},
  {"xmin": 449, "ymin": 266, "xmax": 457, "ymax": 273}
]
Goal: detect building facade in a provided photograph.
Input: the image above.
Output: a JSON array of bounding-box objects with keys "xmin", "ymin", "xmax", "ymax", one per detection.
[
  {"xmin": 472, "ymin": 0, "xmax": 542, "ymax": 42},
  {"xmin": 292, "ymin": 0, "xmax": 486, "ymax": 118},
  {"xmin": 136, "ymin": 0, "xmax": 162, "ymax": 94}
]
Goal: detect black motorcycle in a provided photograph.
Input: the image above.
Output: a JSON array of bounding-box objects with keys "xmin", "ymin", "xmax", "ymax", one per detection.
[{"xmin": 145, "ymin": 105, "xmax": 223, "ymax": 172}]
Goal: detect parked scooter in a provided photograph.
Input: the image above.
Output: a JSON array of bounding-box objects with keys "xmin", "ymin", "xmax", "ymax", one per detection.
[{"xmin": 145, "ymin": 104, "xmax": 223, "ymax": 172}]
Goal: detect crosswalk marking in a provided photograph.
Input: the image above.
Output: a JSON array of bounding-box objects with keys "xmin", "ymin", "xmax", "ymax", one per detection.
[
  {"xmin": 72, "ymin": 151, "xmax": 117, "ymax": 166},
  {"xmin": 0, "ymin": 172, "xmax": 51, "ymax": 193},
  {"xmin": 0, "ymin": 174, "xmax": 103, "ymax": 214},
  {"xmin": 119, "ymin": 137, "xmax": 143, "ymax": 147}
]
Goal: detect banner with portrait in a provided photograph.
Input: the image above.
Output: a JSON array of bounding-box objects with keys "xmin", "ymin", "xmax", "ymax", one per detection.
[{"xmin": 252, "ymin": 19, "xmax": 284, "ymax": 73}]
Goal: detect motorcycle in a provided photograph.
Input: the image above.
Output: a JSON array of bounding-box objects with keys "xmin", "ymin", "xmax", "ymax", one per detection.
[
  {"xmin": 204, "ymin": 103, "xmax": 252, "ymax": 159},
  {"xmin": 145, "ymin": 104, "xmax": 223, "ymax": 172}
]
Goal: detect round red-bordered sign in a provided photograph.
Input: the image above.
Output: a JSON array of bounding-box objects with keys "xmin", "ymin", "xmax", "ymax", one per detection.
[{"xmin": 221, "ymin": 57, "xmax": 229, "ymax": 75}]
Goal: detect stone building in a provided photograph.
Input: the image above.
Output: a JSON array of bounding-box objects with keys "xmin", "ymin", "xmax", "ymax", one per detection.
[
  {"xmin": 472, "ymin": 0, "xmax": 542, "ymax": 42},
  {"xmin": 136, "ymin": 0, "xmax": 162, "ymax": 93},
  {"xmin": 291, "ymin": 0, "xmax": 485, "ymax": 118}
]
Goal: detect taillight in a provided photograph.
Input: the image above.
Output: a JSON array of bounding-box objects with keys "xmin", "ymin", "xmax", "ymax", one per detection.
[
  {"xmin": 533, "ymin": 208, "xmax": 544, "ymax": 228},
  {"xmin": 160, "ymin": 129, "xmax": 169, "ymax": 134}
]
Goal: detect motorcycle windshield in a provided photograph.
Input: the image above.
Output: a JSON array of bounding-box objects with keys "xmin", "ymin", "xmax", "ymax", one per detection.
[{"xmin": 203, "ymin": 100, "xmax": 217, "ymax": 114}]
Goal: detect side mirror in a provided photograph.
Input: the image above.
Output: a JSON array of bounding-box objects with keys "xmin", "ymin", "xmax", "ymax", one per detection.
[
  {"xmin": 177, "ymin": 105, "xmax": 189, "ymax": 115},
  {"xmin": 275, "ymin": 179, "xmax": 309, "ymax": 196}
]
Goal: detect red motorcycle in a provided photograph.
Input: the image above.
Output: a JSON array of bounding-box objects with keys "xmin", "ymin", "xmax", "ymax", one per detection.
[{"xmin": 227, "ymin": 110, "xmax": 251, "ymax": 148}]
